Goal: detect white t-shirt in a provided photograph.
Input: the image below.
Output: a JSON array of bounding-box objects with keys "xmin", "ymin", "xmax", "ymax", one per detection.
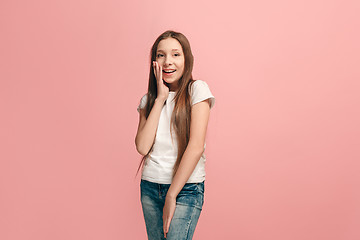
[{"xmin": 137, "ymin": 80, "xmax": 215, "ymax": 184}]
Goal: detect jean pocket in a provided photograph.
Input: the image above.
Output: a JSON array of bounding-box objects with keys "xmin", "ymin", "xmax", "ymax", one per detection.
[
  {"xmin": 196, "ymin": 181, "xmax": 204, "ymax": 194},
  {"xmin": 181, "ymin": 182, "xmax": 197, "ymax": 191}
]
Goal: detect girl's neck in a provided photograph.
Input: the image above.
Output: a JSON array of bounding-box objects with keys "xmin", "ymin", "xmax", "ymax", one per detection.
[{"xmin": 166, "ymin": 82, "xmax": 179, "ymax": 92}]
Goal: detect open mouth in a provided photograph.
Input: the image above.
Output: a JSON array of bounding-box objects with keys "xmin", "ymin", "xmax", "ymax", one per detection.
[
  {"xmin": 163, "ymin": 70, "xmax": 176, "ymax": 73},
  {"xmin": 163, "ymin": 69, "xmax": 176, "ymax": 76}
]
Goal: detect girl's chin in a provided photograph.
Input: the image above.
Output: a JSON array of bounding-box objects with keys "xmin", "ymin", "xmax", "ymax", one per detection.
[{"xmin": 163, "ymin": 79, "xmax": 175, "ymax": 84}]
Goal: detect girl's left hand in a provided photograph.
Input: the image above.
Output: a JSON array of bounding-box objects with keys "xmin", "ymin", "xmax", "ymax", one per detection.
[{"xmin": 163, "ymin": 195, "xmax": 176, "ymax": 238}]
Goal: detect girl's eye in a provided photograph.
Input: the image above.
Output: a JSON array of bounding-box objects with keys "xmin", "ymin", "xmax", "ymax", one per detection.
[{"xmin": 157, "ymin": 53, "xmax": 180, "ymax": 57}]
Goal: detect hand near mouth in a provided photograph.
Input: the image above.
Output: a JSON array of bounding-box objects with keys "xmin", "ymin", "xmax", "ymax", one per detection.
[{"xmin": 153, "ymin": 61, "xmax": 169, "ymax": 101}]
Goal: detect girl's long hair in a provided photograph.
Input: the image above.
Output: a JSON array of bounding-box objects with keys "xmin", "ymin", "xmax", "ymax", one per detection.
[{"xmin": 135, "ymin": 30, "xmax": 196, "ymax": 180}]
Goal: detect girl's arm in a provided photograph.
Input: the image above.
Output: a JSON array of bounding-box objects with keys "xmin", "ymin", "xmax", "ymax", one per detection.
[
  {"xmin": 162, "ymin": 99, "xmax": 211, "ymax": 236},
  {"xmin": 136, "ymin": 61, "xmax": 169, "ymax": 156},
  {"xmin": 135, "ymin": 97, "xmax": 166, "ymax": 156},
  {"xmin": 167, "ymin": 99, "xmax": 211, "ymax": 198}
]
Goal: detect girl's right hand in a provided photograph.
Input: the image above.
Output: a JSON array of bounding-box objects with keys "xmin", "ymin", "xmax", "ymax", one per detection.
[{"xmin": 153, "ymin": 61, "xmax": 169, "ymax": 101}]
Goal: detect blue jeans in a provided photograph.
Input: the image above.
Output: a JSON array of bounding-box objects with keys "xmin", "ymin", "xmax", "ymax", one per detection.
[{"xmin": 140, "ymin": 179, "xmax": 205, "ymax": 240}]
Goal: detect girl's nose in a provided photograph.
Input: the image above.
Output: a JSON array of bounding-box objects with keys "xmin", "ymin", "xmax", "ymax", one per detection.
[{"xmin": 164, "ymin": 58, "xmax": 173, "ymax": 66}]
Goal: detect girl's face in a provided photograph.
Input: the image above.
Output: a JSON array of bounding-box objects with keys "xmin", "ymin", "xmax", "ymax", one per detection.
[{"xmin": 156, "ymin": 38, "xmax": 185, "ymax": 91}]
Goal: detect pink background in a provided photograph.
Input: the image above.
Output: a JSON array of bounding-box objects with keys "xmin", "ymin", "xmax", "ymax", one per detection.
[{"xmin": 1, "ymin": 0, "xmax": 359, "ymax": 239}]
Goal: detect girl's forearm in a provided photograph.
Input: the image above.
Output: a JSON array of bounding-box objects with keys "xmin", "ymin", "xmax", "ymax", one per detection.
[
  {"xmin": 135, "ymin": 98, "xmax": 166, "ymax": 155},
  {"xmin": 166, "ymin": 144, "xmax": 204, "ymax": 199}
]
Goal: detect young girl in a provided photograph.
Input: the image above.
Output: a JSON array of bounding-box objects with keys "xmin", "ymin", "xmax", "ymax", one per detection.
[{"xmin": 135, "ymin": 30, "xmax": 215, "ymax": 240}]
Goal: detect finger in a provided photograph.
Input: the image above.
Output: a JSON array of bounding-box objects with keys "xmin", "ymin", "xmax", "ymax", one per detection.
[
  {"xmin": 156, "ymin": 62, "xmax": 159, "ymax": 80},
  {"xmin": 153, "ymin": 62, "xmax": 157, "ymax": 79},
  {"xmin": 156, "ymin": 62, "xmax": 160, "ymax": 82},
  {"xmin": 154, "ymin": 61, "xmax": 159, "ymax": 80},
  {"xmin": 159, "ymin": 64, "xmax": 163, "ymax": 81},
  {"xmin": 163, "ymin": 219, "xmax": 167, "ymax": 237},
  {"xmin": 155, "ymin": 62, "xmax": 159, "ymax": 77},
  {"xmin": 166, "ymin": 218, "xmax": 171, "ymax": 235},
  {"xmin": 157, "ymin": 62, "xmax": 161, "ymax": 83}
]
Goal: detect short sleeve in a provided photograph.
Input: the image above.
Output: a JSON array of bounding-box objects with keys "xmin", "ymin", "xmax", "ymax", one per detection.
[
  {"xmin": 137, "ymin": 93, "xmax": 148, "ymax": 113},
  {"xmin": 190, "ymin": 80, "xmax": 215, "ymax": 109}
]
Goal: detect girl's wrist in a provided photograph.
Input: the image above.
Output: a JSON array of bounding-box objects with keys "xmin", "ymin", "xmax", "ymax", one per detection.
[
  {"xmin": 166, "ymin": 192, "xmax": 177, "ymax": 199},
  {"xmin": 155, "ymin": 97, "xmax": 166, "ymax": 103}
]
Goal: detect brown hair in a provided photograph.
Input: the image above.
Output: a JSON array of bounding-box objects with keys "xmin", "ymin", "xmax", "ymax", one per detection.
[{"xmin": 135, "ymin": 30, "xmax": 196, "ymax": 180}]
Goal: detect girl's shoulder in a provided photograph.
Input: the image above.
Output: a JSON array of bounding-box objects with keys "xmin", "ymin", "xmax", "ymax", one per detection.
[
  {"xmin": 191, "ymin": 79, "xmax": 207, "ymax": 85},
  {"xmin": 137, "ymin": 93, "xmax": 148, "ymax": 112},
  {"xmin": 189, "ymin": 79, "xmax": 211, "ymax": 92},
  {"xmin": 189, "ymin": 80, "xmax": 215, "ymax": 109}
]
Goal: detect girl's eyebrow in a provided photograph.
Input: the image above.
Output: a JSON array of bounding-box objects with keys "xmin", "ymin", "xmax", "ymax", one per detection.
[{"xmin": 157, "ymin": 49, "xmax": 180, "ymax": 52}]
